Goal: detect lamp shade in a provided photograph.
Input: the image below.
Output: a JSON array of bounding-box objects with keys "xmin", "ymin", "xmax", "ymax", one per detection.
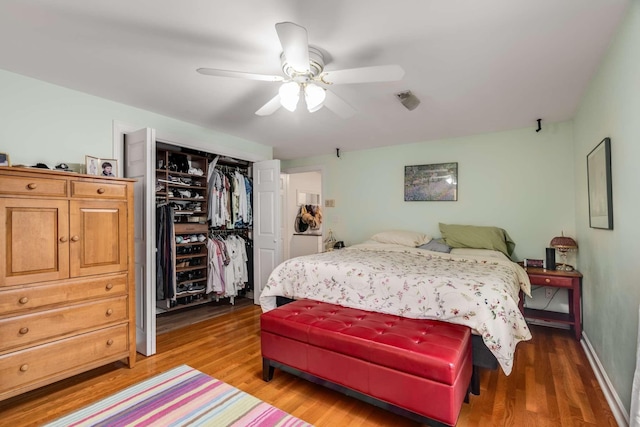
[
  {"xmin": 279, "ymin": 82, "xmax": 300, "ymax": 112},
  {"xmin": 550, "ymin": 234, "xmax": 578, "ymax": 251},
  {"xmin": 304, "ymin": 83, "xmax": 326, "ymax": 113}
]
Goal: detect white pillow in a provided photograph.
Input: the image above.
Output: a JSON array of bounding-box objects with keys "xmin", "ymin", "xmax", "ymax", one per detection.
[
  {"xmin": 450, "ymin": 248, "xmax": 510, "ymax": 261},
  {"xmin": 370, "ymin": 230, "xmax": 431, "ymax": 247}
]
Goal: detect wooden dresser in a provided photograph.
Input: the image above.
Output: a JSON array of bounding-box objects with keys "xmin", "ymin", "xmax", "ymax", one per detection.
[{"xmin": 0, "ymin": 167, "xmax": 136, "ymax": 401}]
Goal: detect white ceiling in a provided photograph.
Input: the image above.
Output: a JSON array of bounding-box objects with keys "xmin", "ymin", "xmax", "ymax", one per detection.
[{"xmin": 0, "ymin": 0, "xmax": 629, "ymax": 160}]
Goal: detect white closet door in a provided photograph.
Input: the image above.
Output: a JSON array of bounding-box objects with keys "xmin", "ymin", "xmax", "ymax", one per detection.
[
  {"xmin": 253, "ymin": 160, "xmax": 281, "ymax": 305},
  {"xmin": 124, "ymin": 128, "xmax": 156, "ymax": 356}
]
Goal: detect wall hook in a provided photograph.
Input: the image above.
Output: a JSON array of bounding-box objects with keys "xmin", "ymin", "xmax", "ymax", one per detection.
[
  {"xmin": 536, "ymin": 119, "xmax": 542, "ymax": 132},
  {"xmin": 336, "ymin": 148, "xmax": 340, "ymax": 158}
]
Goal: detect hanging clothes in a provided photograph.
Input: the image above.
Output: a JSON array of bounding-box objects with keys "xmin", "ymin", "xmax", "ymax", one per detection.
[
  {"xmin": 156, "ymin": 204, "xmax": 176, "ymax": 301},
  {"xmin": 208, "ymin": 166, "xmax": 253, "ymax": 229},
  {"xmin": 206, "ymin": 232, "xmax": 250, "ymax": 299},
  {"xmin": 206, "ymin": 237, "xmax": 225, "ymax": 295}
]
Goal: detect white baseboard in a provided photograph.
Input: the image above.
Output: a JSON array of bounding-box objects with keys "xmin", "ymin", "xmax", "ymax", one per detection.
[{"xmin": 582, "ymin": 331, "xmax": 628, "ymax": 426}]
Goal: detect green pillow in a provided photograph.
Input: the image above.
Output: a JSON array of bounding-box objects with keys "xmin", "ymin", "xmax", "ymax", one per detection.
[{"xmin": 439, "ymin": 223, "xmax": 515, "ymax": 256}]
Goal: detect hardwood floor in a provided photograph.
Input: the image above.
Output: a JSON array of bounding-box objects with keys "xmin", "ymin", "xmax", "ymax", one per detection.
[
  {"xmin": 155, "ymin": 295, "xmax": 254, "ymax": 334},
  {"xmin": 0, "ymin": 304, "xmax": 618, "ymax": 426}
]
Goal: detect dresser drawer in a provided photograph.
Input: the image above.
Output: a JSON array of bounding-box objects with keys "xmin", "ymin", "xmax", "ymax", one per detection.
[
  {"xmin": 0, "ymin": 296, "xmax": 128, "ymax": 352},
  {"xmin": 0, "ymin": 175, "xmax": 67, "ymax": 197},
  {"xmin": 528, "ymin": 274, "xmax": 573, "ymax": 288},
  {"xmin": 0, "ymin": 323, "xmax": 129, "ymax": 398},
  {"xmin": 70, "ymin": 180, "xmax": 128, "ymax": 199},
  {"xmin": 0, "ymin": 274, "xmax": 127, "ymax": 315}
]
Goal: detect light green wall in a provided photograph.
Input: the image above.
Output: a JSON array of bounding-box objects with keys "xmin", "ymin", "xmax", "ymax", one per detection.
[
  {"xmin": 573, "ymin": 1, "xmax": 640, "ymax": 414},
  {"xmin": 0, "ymin": 69, "xmax": 271, "ymax": 167},
  {"xmin": 3, "ymin": 11, "xmax": 637, "ymax": 413},
  {"xmin": 284, "ymin": 121, "xmax": 576, "ymax": 262}
]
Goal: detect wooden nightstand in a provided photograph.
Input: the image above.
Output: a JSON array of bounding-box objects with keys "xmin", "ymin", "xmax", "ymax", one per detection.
[{"xmin": 519, "ymin": 267, "xmax": 583, "ymax": 340}]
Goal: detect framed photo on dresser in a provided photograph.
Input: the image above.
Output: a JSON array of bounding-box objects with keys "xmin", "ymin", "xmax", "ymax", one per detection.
[
  {"xmin": 0, "ymin": 152, "xmax": 10, "ymax": 166},
  {"xmin": 86, "ymin": 155, "xmax": 118, "ymax": 177}
]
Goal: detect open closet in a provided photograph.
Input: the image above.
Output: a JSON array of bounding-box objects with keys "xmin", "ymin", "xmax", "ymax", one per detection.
[
  {"xmin": 122, "ymin": 127, "xmax": 281, "ymax": 357},
  {"xmin": 154, "ymin": 144, "xmax": 254, "ymax": 312}
]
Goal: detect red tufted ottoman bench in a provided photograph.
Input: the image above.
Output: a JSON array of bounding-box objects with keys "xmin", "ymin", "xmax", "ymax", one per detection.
[{"xmin": 261, "ymin": 299, "xmax": 472, "ymax": 427}]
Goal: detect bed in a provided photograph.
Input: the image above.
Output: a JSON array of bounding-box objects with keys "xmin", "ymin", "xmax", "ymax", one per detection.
[{"xmin": 259, "ymin": 227, "xmax": 532, "ymax": 376}]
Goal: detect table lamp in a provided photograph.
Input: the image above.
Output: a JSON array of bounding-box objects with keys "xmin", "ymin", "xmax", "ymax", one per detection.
[{"xmin": 550, "ymin": 232, "xmax": 578, "ymax": 271}]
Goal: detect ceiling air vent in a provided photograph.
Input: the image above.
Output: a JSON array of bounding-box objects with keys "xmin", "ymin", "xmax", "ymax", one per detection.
[{"xmin": 395, "ymin": 90, "xmax": 420, "ymax": 111}]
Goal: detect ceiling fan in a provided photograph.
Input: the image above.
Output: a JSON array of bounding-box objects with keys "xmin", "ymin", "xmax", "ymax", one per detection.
[{"xmin": 197, "ymin": 22, "xmax": 405, "ymax": 118}]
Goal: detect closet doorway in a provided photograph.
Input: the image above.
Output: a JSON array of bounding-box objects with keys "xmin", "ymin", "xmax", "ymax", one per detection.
[
  {"xmin": 281, "ymin": 166, "xmax": 324, "ymax": 262},
  {"xmin": 120, "ymin": 127, "xmax": 279, "ymax": 357}
]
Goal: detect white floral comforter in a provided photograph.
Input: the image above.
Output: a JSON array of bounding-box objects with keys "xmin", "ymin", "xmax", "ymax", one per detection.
[{"xmin": 260, "ymin": 243, "xmax": 532, "ymax": 375}]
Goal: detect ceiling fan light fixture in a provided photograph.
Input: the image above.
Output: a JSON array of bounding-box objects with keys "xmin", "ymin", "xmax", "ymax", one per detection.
[
  {"xmin": 279, "ymin": 81, "xmax": 300, "ymax": 112},
  {"xmin": 304, "ymin": 83, "xmax": 326, "ymax": 113}
]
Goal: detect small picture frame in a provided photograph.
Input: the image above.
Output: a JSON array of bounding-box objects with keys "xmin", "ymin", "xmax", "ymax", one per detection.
[
  {"xmin": 85, "ymin": 155, "xmax": 118, "ymax": 177},
  {"xmin": 523, "ymin": 258, "xmax": 544, "ymax": 269},
  {"xmin": 0, "ymin": 152, "xmax": 10, "ymax": 167}
]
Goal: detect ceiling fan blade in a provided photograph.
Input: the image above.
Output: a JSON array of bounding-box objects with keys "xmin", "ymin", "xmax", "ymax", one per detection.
[
  {"xmin": 197, "ymin": 68, "xmax": 284, "ymax": 82},
  {"xmin": 275, "ymin": 22, "xmax": 310, "ymax": 73},
  {"xmin": 255, "ymin": 94, "xmax": 282, "ymax": 116},
  {"xmin": 321, "ymin": 65, "xmax": 405, "ymax": 85},
  {"xmin": 323, "ymin": 90, "xmax": 356, "ymax": 119}
]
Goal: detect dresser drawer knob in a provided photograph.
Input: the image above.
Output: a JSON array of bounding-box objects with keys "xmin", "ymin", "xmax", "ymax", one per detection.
[
  {"xmin": 27, "ymin": 183, "xmax": 37, "ymax": 190},
  {"xmin": 97, "ymin": 188, "xmax": 106, "ymax": 194},
  {"xmin": 19, "ymin": 297, "xmax": 29, "ymax": 304},
  {"xmin": 71, "ymin": 235, "xmax": 80, "ymax": 242},
  {"xmin": 19, "ymin": 327, "xmax": 29, "ymax": 335},
  {"xmin": 545, "ymin": 278, "xmax": 551, "ymax": 283},
  {"xmin": 105, "ymin": 283, "xmax": 114, "ymax": 290},
  {"xmin": 20, "ymin": 364, "xmax": 29, "ymax": 372},
  {"xmin": 59, "ymin": 236, "xmax": 68, "ymax": 243},
  {"xmin": 106, "ymin": 339, "xmax": 114, "ymax": 346},
  {"xmin": 106, "ymin": 308, "xmax": 113, "ymax": 316}
]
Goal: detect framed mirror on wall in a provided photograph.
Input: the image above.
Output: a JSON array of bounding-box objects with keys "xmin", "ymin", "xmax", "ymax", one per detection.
[{"xmin": 587, "ymin": 137, "xmax": 613, "ymax": 230}]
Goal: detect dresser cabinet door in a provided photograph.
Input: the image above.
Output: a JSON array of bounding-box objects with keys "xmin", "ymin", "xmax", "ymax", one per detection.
[
  {"xmin": 0, "ymin": 199, "xmax": 70, "ymax": 287},
  {"xmin": 69, "ymin": 200, "xmax": 129, "ymax": 277}
]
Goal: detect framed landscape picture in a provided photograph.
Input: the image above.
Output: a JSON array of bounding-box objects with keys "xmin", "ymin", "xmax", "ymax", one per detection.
[{"xmin": 404, "ymin": 162, "xmax": 458, "ymax": 201}]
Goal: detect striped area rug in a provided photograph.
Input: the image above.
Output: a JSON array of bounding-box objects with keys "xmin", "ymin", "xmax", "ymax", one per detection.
[{"xmin": 45, "ymin": 365, "xmax": 312, "ymax": 427}]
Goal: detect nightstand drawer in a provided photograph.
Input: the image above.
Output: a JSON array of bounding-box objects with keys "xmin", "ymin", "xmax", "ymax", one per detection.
[{"xmin": 528, "ymin": 274, "xmax": 573, "ymax": 288}]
